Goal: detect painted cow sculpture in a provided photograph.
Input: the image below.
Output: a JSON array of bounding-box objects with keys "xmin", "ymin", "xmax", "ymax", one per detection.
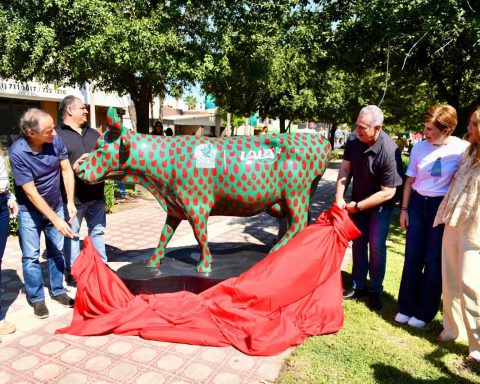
[{"xmin": 76, "ymin": 107, "xmax": 331, "ymax": 272}]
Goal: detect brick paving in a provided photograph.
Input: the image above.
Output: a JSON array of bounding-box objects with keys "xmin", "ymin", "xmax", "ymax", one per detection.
[{"xmin": 0, "ymin": 163, "xmax": 344, "ymax": 384}]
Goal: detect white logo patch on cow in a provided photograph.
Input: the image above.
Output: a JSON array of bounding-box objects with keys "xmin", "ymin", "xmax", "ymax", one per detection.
[{"xmin": 194, "ymin": 144, "xmax": 218, "ymax": 168}]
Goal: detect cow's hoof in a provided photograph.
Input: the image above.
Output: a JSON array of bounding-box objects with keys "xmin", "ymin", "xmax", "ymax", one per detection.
[
  {"xmin": 196, "ymin": 261, "xmax": 212, "ymax": 273},
  {"xmin": 147, "ymin": 260, "xmax": 162, "ymax": 268}
]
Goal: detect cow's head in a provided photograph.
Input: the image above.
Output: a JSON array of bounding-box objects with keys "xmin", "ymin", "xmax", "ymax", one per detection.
[{"xmin": 76, "ymin": 107, "xmax": 131, "ymax": 184}]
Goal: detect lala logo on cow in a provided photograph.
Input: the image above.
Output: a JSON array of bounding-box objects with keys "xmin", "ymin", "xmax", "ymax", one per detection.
[
  {"xmin": 240, "ymin": 147, "xmax": 282, "ymax": 164},
  {"xmin": 194, "ymin": 144, "xmax": 218, "ymax": 168}
]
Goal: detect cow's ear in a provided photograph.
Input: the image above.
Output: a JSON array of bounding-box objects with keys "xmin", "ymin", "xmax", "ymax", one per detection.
[{"xmin": 106, "ymin": 107, "xmax": 122, "ymax": 135}]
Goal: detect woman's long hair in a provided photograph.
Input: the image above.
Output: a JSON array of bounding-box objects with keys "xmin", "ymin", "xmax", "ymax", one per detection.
[{"xmin": 467, "ymin": 106, "xmax": 480, "ymax": 163}]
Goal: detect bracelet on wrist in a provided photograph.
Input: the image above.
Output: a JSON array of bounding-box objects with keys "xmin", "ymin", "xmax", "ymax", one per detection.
[
  {"xmin": 355, "ymin": 201, "xmax": 360, "ymax": 211},
  {"xmin": 400, "ymin": 207, "xmax": 408, "ymax": 211}
]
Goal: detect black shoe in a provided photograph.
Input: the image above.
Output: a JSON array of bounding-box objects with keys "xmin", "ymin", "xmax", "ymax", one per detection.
[
  {"xmin": 65, "ymin": 273, "xmax": 77, "ymax": 288},
  {"xmin": 368, "ymin": 292, "xmax": 383, "ymax": 310},
  {"xmin": 33, "ymin": 301, "xmax": 49, "ymax": 319},
  {"xmin": 51, "ymin": 293, "xmax": 75, "ymax": 308},
  {"xmin": 343, "ymin": 288, "xmax": 368, "ymax": 299}
]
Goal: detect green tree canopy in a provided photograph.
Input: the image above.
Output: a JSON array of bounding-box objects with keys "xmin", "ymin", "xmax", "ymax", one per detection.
[
  {"xmin": 1, "ymin": 0, "xmax": 478, "ymax": 137},
  {"xmin": 0, "ymin": 0, "xmax": 209, "ymax": 133},
  {"xmin": 184, "ymin": 95, "xmax": 197, "ymax": 110},
  {"xmin": 322, "ymin": 0, "xmax": 480, "ymax": 133}
]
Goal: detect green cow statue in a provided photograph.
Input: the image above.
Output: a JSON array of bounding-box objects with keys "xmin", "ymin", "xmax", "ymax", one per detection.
[{"xmin": 76, "ymin": 107, "xmax": 331, "ymax": 272}]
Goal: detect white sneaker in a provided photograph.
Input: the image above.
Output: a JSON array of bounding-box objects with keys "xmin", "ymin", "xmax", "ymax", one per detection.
[
  {"xmin": 395, "ymin": 313, "xmax": 411, "ymax": 324},
  {"xmin": 408, "ymin": 316, "xmax": 426, "ymax": 328}
]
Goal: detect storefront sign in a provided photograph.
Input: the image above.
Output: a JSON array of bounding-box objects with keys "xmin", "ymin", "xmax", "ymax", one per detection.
[{"xmin": 0, "ymin": 78, "xmax": 84, "ymax": 100}]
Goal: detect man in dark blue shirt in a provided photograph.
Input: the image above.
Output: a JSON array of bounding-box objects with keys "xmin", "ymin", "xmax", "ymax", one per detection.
[
  {"xmin": 9, "ymin": 108, "xmax": 76, "ymax": 319},
  {"xmin": 335, "ymin": 105, "xmax": 403, "ymax": 310}
]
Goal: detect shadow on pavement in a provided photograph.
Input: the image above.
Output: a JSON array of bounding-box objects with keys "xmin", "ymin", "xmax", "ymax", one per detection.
[
  {"xmin": 1, "ymin": 268, "xmax": 22, "ymax": 316},
  {"xmin": 105, "ymin": 241, "xmax": 273, "ymax": 264}
]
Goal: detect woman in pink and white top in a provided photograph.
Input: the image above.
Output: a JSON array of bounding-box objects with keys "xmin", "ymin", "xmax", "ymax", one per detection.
[{"xmin": 395, "ymin": 105, "xmax": 469, "ymax": 328}]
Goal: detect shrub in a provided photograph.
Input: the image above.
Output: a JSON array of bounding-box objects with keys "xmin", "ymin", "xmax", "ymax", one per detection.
[
  {"xmin": 395, "ymin": 137, "xmax": 408, "ymax": 153},
  {"xmin": 330, "ymin": 150, "xmax": 344, "ymax": 161},
  {"xmin": 104, "ymin": 180, "xmax": 115, "ymax": 213},
  {"xmin": 401, "ymin": 154, "xmax": 409, "ymax": 172}
]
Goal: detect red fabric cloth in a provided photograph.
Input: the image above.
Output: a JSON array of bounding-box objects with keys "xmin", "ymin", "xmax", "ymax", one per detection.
[{"xmin": 57, "ymin": 205, "xmax": 361, "ymax": 356}]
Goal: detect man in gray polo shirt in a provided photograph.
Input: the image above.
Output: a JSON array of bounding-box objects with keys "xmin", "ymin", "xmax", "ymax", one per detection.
[{"xmin": 335, "ymin": 105, "xmax": 403, "ymax": 310}]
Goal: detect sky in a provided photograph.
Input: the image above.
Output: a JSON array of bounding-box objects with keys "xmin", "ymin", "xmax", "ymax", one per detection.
[{"xmin": 164, "ymin": 82, "xmax": 205, "ymax": 107}]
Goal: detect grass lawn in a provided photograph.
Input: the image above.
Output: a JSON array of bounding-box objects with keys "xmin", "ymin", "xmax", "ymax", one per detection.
[{"xmin": 277, "ymin": 213, "xmax": 480, "ymax": 383}]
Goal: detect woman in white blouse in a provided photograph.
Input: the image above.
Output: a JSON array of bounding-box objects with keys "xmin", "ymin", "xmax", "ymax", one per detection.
[
  {"xmin": 396, "ymin": 105, "xmax": 469, "ymax": 328},
  {"xmin": 0, "ymin": 148, "xmax": 18, "ymax": 343},
  {"xmin": 434, "ymin": 105, "xmax": 480, "ymax": 364}
]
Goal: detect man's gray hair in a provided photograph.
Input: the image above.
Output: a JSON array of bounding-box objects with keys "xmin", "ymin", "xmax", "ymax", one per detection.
[
  {"xmin": 19, "ymin": 108, "xmax": 50, "ymax": 136},
  {"xmin": 359, "ymin": 105, "xmax": 384, "ymax": 127},
  {"xmin": 59, "ymin": 95, "xmax": 80, "ymax": 118}
]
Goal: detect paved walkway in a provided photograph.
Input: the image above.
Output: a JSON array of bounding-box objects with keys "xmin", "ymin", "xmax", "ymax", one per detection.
[{"xmin": 0, "ymin": 163, "xmax": 344, "ymax": 384}]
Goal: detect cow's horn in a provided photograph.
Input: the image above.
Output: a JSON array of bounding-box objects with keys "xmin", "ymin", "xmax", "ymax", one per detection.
[{"xmin": 106, "ymin": 107, "xmax": 122, "ymax": 134}]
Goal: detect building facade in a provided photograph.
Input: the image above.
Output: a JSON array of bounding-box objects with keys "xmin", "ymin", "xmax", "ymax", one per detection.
[{"xmin": 0, "ymin": 78, "xmax": 131, "ymax": 150}]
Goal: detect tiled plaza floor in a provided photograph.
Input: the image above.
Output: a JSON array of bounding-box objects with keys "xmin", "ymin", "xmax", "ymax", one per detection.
[{"xmin": 0, "ymin": 163, "xmax": 343, "ymax": 384}]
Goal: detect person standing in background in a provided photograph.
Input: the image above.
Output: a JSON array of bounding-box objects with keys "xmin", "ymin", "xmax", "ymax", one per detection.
[{"xmin": 151, "ymin": 121, "xmax": 164, "ymax": 135}]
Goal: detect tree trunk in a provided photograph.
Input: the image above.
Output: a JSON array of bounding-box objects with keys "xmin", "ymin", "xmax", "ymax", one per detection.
[
  {"xmin": 279, "ymin": 117, "xmax": 286, "ymax": 133},
  {"xmin": 133, "ymin": 96, "xmax": 151, "ymax": 134},
  {"xmin": 328, "ymin": 122, "xmax": 337, "ymax": 149},
  {"xmin": 129, "ymin": 80, "xmax": 153, "ymax": 134}
]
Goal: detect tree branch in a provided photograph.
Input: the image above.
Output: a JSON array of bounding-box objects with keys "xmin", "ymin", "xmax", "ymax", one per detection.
[{"xmin": 401, "ymin": 31, "xmax": 428, "ymax": 70}]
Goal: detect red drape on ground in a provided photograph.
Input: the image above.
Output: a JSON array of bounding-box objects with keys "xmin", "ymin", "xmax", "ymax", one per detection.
[{"xmin": 57, "ymin": 205, "xmax": 361, "ymax": 356}]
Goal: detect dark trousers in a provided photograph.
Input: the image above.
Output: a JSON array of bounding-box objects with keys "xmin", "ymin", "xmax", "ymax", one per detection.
[
  {"xmin": 351, "ymin": 205, "xmax": 393, "ymax": 294},
  {"xmin": 398, "ymin": 190, "xmax": 444, "ymax": 322}
]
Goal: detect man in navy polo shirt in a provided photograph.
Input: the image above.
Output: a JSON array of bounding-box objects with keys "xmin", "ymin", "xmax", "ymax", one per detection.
[
  {"xmin": 9, "ymin": 108, "xmax": 77, "ymax": 319},
  {"xmin": 335, "ymin": 105, "xmax": 403, "ymax": 310},
  {"xmin": 56, "ymin": 95, "xmax": 107, "ymax": 287}
]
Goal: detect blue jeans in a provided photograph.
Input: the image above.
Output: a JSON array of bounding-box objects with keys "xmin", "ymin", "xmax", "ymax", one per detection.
[
  {"xmin": 0, "ymin": 195, "xmax": 10, "ymax": 320},
  {"xmin": 63, "ymin": 199, "xmax": 107, "ymax": 272},
  {"xmin": 351, "ymin": 205, "xmax": 394, "ymax": 294},
  {"xmin": 398, "ymin": 191, "xmax": 444, "ymax": 322},
  {"xmin": 18, "ymin": 206, "xmax": 66, "ymax": 303},
  {"xmin": 118, "ymin": 182, "xmax": 126, "ymax": 198}
]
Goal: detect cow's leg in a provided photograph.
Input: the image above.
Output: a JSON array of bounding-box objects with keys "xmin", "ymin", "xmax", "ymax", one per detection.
[
  {"xmin": 266, "ymin": 202, "xmax": 285, "ymax": 218},
  {"xmin": 191, "ymin": 218, "xmax": 213, "ymax": 273},
  {"xmin": 270, "ymin": 190, "xmax": 310, "ymax": 253},
  {"xmin": 136, "ymin": 178, "xmax": 183, "ymax": 268},
  {"xmin": 183, "ymin": 206, "xmax": 212, "ymax": 272},
  {"xmin": 147, "ymin": 214, "xmax": 181, "ymax": 267}
]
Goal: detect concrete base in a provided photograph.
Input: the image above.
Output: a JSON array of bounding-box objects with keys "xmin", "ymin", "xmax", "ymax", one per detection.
[{"xmin": 116, "ymin": 243, "xmax": 270, "ymax": 294}]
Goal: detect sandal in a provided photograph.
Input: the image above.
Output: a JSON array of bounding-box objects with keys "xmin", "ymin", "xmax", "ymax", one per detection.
[
  {"xmin": 466, "ymin": 355, "xmax": 479, "ymax": 363},
  {"xmin": 435, "ymin": 331, "xmax": 454, "ymax": 342},
  {"xmin": 436, "ymin": 334, "xmax": 450, "ymax": 342}
]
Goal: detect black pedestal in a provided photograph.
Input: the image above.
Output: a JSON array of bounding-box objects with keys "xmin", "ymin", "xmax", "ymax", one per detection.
[{"xmin": 116, "ymin": 243, "xmax": 270, "ymax": 294}]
